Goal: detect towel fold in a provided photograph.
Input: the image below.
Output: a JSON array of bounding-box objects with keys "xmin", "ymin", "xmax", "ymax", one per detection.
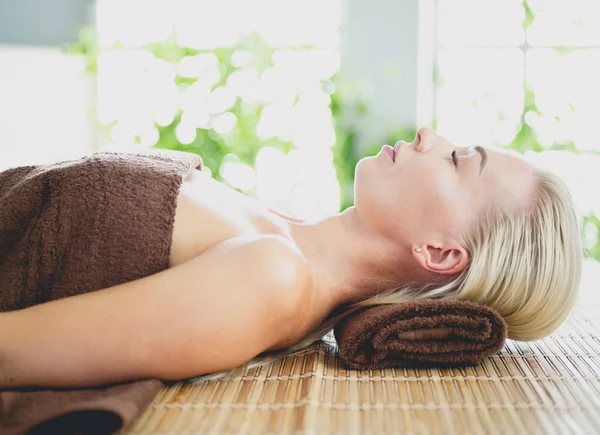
[
  {"xmin": 333, "ymin": 299, "xmax": 508, "ymax": 370},
  {"xmin": 0, "ymin": 149, "xmax": 203, "ymax": 434},
  {"xmin": 0, "ymin": 380, "xmax": 163, "ymax": 435}
]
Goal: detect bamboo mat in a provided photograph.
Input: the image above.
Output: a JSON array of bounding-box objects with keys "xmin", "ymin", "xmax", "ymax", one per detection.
[{"xmin": 125, "ymin": 303, "xmax": 600, "ymax": 434}]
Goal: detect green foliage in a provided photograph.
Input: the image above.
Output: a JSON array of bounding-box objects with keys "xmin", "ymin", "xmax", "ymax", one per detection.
[
  {"xmin": 329, "ymin": 82, "xmax": 359, "ymax": 211},
  {"xmin": 522, "ymin": 0, "xmax": 535, "ymax": 31},
  {"xmin": 65, "ymin": 27, "xmax": 99, "ymax": 73},
  {"xmin": 65, "ymin": 26, "xmax": 397, "ymax": 211},
  {"xmin": 153, "ymin": 34, "xmax": 293, "ymax": 181},
  {"xmin": 329, "ymin": 78, "xmax": 417, "ymax": 210},
  {"xmin": 67, "ymin": 31, "xmax": 298, "ymax": 189},
  {"xmin": 583, "ymin": 214, "xmax": 600, "ymax": 260},
  {"xmin": 507, "ymin": 84, "xmax": 543, "ymax": 153},
  {"xmin": 509, "ymin": 1, "xmax": 600, "ymax": 261}
]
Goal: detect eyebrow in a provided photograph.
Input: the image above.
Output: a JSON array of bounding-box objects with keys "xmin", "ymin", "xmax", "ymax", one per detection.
[{"xmin": 473, "ymin": 145, "xmax": 488, "ymax": 176}]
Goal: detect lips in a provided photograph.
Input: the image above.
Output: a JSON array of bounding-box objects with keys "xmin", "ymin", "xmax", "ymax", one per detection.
[
  {"xmin": 394, "ymin": 141, "xmax": 403, "ymax": 156},
  {"xmin": 383, "ymin": 141, "xmax": 404, "ymax": 162},
  {"xmin": 383, "ymin": 145, "xmax": 395, "ymax": 161}
]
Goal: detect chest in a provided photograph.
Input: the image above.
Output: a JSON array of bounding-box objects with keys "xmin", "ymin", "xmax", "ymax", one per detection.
[{"xmin": 169, "ymin": 169, "xmax": 291, "ymax": 267}]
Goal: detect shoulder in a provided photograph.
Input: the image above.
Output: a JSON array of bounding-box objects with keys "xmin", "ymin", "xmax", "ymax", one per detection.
[
  {"xmin": 196, "ymin": 234, "xmax": 313, "ymax": 337},
  {"xmin": 250, "ymin": 235, "xmax": 312, "ymax": 308},
  {"xmin": 199, "ymin": 234, "xmax": 309, "ymax": 287},
  {"xmin": 207, "ymin": 234, "xmax": 313, "ymax": 351}
]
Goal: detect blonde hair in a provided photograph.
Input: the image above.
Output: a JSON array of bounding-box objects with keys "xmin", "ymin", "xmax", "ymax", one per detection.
[{"xmin": 187, "ymin": 167, "xmax": 583, "ymax": 383}]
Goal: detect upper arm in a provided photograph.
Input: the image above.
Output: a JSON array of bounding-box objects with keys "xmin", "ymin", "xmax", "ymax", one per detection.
[
  {"xmin": 150, "ymin": 234, "xmax": 310, "ymax": 379},
  {"xmin": 0, "ymin": 235, "xmax": 309, "ymax": 388}
]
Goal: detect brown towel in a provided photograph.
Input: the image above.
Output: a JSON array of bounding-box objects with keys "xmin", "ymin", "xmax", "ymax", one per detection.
[
  {"xmin": 333, "ymin": 299, "xmax": 508, "ymax": 370},
  {"xmin": 0, "ymin": 149, "xmax": 203, "ymax": 434},
  {"xmin": 0, "ymin": 380, "xmax": 162, "ymax": 435}
]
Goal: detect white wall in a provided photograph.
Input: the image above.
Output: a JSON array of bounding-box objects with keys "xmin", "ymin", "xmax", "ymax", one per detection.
[{"xmin": 0, "ymin": 45, "xmax": 96, "ymax": 170}]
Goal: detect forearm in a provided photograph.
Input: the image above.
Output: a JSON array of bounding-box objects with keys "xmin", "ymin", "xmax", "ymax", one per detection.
[
  {"xmin": 0, "ymin": 259, "xmax": 196, "ymax": 389},
  {"xmin": 0, "ymin": 287, "xmax": 160, "ymax": 389}
]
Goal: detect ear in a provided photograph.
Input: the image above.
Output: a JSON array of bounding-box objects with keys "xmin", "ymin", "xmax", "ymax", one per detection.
[{"xmin": 412, "ymin": 240, "xmax": 469, "ymax": 275}]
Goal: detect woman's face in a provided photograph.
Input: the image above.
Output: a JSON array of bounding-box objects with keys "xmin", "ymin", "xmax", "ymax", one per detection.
[{"xmin": 354, "ymin": 127, "xmax": 536, "ymax": 252}]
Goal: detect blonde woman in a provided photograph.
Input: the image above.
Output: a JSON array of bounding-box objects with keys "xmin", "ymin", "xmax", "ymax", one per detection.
[{"xmin": 0, "ymin": 126, "xmax": 583, "ymax": 387}]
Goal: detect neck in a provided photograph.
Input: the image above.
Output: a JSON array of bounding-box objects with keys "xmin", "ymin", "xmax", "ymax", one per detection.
[{"xmin": 283, "ymin": 207, "xmax": 422, "ymax": 324}]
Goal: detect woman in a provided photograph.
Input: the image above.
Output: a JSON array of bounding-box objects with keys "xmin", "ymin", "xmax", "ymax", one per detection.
[{"xmin": 0, "ymin": 127, "xmax": 583, "ymax": 387}]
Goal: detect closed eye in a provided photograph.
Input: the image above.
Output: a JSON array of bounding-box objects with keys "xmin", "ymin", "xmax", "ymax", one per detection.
[{"xmin": 451, "ymin": 150, "xmax": 458, "ymax": 167}]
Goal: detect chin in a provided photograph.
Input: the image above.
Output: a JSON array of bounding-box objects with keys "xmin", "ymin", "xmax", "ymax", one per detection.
[
  {"xmin": 353, "ymin": 160, "xmax": 386, "ymax": 212},
  {"xmin": 353, "ymin": 159, "xmax": 370, "ymax": 202},
  {"xmin": 354, "ymin": 156, "xmax": 377, "ymax": 183}
]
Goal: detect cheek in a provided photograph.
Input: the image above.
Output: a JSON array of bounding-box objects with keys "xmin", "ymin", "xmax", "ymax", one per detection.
[{"xmin": 408, "ymin": 173, "xmax": 461, "ymax": 223}]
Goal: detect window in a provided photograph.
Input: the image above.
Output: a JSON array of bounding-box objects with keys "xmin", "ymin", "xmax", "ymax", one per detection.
[
  {"xmin": 95, "ymin": 0, "xmax": 342, "ymax": 216},
  {"xmin": 432, "ymin": 0, "xmax": 600, "ymax": 269}
]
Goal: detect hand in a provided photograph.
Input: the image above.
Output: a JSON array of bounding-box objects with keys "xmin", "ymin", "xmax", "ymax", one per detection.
[{"xmin": 398, "ymin": 327, "xmax": 454, "ymax": 340}]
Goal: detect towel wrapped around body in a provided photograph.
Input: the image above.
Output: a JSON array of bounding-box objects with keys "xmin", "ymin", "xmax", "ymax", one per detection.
[
  {"xmin": 333, "ymin": 299, "xmax": 508, "ymax": 370},
  {"xmin": 0, "ymin": 149, "xmax": 203, "ymax": 434}
]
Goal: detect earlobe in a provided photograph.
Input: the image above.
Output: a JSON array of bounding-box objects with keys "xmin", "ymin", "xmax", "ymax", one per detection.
[{"xmin": 413, "ymin": 242, "xmax": 469, "ymax": 275}]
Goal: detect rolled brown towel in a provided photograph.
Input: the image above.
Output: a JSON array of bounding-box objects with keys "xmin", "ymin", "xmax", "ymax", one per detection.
[{"xmin": 333, "ymin": 299, "xmax": 508, "ymax": 370}]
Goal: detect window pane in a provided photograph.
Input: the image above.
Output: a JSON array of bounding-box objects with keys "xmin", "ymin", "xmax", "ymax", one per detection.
[
  {"xmin": 527, "ymin": 48, "xmax": 600, "ymax": 151},
  {"xmin": 97, "ymin": 0, "xmax": 174, "ymax": 48},
  {"xmin": 436, "ymin": 48, "xmax": 524, "ymax": 145},
  {"xmin": 525, "ymin": 150, "xmax": 600, "ymax": 218},
  {"xmin": 253, "ymin": 0, "xmax": 341, "ymax": 48},
  {"xmin": 95, "ymin": 0, "xmax": 341, "ymax": 214},
  {"xmin": 527, "ymin": 0, "xmax": 600, "ymax": 47},
  {"xmin": 175, "ymin": 0, "xmax": 340, "ymax": 49},
  {"xmin": 437, "ymin": 0, "xmax": 524, "ymax": 47},
  {"xmin": 99, "ymin": 0, "xmax": 341, "ymax": 50}
]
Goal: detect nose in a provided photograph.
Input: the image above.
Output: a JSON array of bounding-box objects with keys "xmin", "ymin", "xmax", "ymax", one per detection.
[
  {"xmin": 413, "ymin": 126, "xmax": 434, "ymax": 152},
  {"xmin": 416, "ymin": 126, "xmax": 433, "ymax": 138}
]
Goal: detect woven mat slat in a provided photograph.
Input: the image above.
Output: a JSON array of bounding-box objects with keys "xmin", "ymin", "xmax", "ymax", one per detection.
[{"xmin": 124, "ymin": 302, "xmax": 600, "ymax": 435}]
